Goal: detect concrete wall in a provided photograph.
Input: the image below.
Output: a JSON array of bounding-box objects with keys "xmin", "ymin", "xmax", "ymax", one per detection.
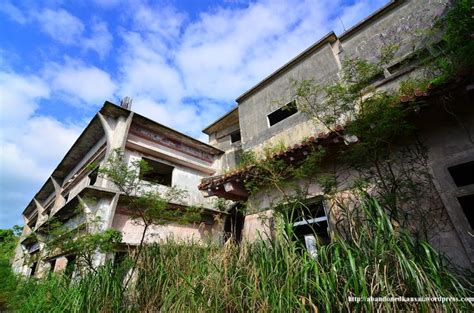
[
  {"xmin": 112, "ymin": 211, "xmax": 222, "ymax": 244},
  {"xmin": 417, "ymin": 95, "xmax": 474, "ymax": 268},
  {"xmin": 209, "ymin": 122, "xmax": 242, "ymax": 173},
  {"xmin": 241, "ymin": 210, "xmax": 273, "ymax": 243},
  {"xmin": 124, "ymin": 141, "xmax": 217, "ymax": 210},
  {"xmin": 339, "ymin": 0, "xmax": 447, "ymax": 63},
  {"xmin": 238, "ymin": 42, "xmax": 339, "ymax": 153},
  {"xmin": 236, "ymin": 0, "xmax": 449, "ymax": 157}
]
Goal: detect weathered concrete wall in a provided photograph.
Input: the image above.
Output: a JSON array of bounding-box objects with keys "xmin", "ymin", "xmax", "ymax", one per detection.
[
  {"xmin": 416, "ymin": 96, "xmax": 474, "ymax": 268},
  {"xmin": 53, "ymin": 256, "xmax": 68, "ymax": 272},
  {"xmin": 339, "ymin": 0, "xmax": 448, "ymax": 64},
  {"xmin": 127, "ymin": 126, "xmax": 216, "ymax": 172},
  {"xmin": 112, "ymin": 211, "xmax": 222, "ymax": 244},
  {"xmin": 238, "ymin": 43, "xmax": 339, "ymax": 153},
  {"xmin": 209, "ymin": 122, "xmax": 242, "ymax": 173},
  {"xmin": 124, "ymin": 147, "xmax": 217, "ymax": 209},
  {"xmin": 236, "ymin": 0, "xmax": 449, "ymax": 158},
  {"xmin": 68, "ymin": 176, "xmax": 90, "ymax": 201},
  {"xmin": 241, "ymin": 209, "xmax": 273, "ymax": 243}
]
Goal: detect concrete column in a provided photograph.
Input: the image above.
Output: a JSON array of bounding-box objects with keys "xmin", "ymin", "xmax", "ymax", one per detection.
[
  {"xmin": 34, "ymin": 198, "xmax": 48, "ymax": 229},
  {"xmin": 51, "ymin": 177, "xmax": 66, "ymax": 215},
  {"xmin": 97, "ymin": 112, "xmax": 134, "ymax": 189}
]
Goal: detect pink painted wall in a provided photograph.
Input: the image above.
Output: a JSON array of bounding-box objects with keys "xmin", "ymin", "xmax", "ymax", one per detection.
[{"xmin": 112, "ymin": 212, "xmax": 222, "ymax": 244}]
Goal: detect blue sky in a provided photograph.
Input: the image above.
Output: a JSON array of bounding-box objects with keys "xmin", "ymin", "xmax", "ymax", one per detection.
[{"xmin": 0, "ymin": 0, "xmax": 388, "ymax": 228}]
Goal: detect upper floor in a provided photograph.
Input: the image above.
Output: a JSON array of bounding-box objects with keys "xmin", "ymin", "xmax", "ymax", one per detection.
[
  {"xmin": 204, "ymin": 0, "xmax": 449, "ymax": 168},
  {"xmin": 20, "ymin": 102, "xmax": 223, "ymax": 238}
]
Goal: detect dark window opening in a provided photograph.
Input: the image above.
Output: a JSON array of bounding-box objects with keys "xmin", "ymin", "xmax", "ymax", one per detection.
[
  {"xmin": 458, "ymin": 194, "xmax": 474, "ymax": 229},
  {"xmin": 224, "ymin": 207, "xmax": 245, "ymax": 243},
  {"xmin": 89, "ymin": 167, "xmax": 99, "ymax": 186},
  {"xmin": 30, "ymin": 262, "xmax": 38, "ymax": 277},
  {"xmin": 49, "ymin": 259, "xmax": 57, "ymax": 273},
  {"xmin": 65, "ymin": 255, "xmax": 76, "ymax": 278},
  {"xmin": 141, "ymin": 158, "xmax": 174, "ymax": 186},
  {"xmin": 448, "ymin": 161, "xmax": 474, "ymax": 187},
  {"xmin": 230, "ymin": 131, "xmax": 241, "ymax": 143},
  {"xmin": 267, "ymin": 100, "xmax": 298, "ymax": 126},
  {"xmin": 292, "ymin": 200, "xmax": 330, "ymax": 256},
  {"xmin": 27, "ymin": 242, "xmax": 40, "ymax": 254},
  {"xmin": 114, "ymin": 251, "xmax": 127, "ymax": 266}
]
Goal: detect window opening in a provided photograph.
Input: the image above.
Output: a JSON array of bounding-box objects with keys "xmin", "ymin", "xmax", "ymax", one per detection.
[
  {"xmin": 30, "ymin": 261, "xmax": 38, "ymax": 277},
  {"xmin": 292, "ymin": 199, "xmax": 330, "ymax": 257},
  {"xmin": 65, "ymin": 255, "xmax": 76, "ymax": 278},
  {"xmin": 230, "ymin": 131, "xmax": 241, "ymax": 143},
  {"xmin": 448, "ymin": 161, "xmax": 474, "ymax": 187},
  {"xmin": 267, "ymin": 100, "xmax": 298, "ymax": 126},
  {"xmin": 141, "ymin": 158, "xmax": 174, "ymax": 186},
  {"xmin": 458, "ymin": 194, "xmax": 474, "ymax": 229},
  {"xmin": 49, "ymin": 259, "xmax": 57, "ymax": 273},
  {"xmin": 114, "ymin": 251, "xmax": 127, "ymax": 266},
  {"xmin": 224, "ymin": 206, "xmax": 245, "ymax": 243},
  {"xmin": 88, "ymin": 167, "xmax": 99, "ymax": 186}
]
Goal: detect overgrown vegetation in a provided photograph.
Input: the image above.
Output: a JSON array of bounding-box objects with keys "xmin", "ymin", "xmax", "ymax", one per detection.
[
  {"xmin": 4, "ymin": 198, "xmax": 473, "ymax": 312},
  {"xmin": 0, "ymin": 226, "xmax": 21, "ymax": 310},
  {"xmin": 3, "ymin": 1, "xmax": 473, "ymax": 312}
]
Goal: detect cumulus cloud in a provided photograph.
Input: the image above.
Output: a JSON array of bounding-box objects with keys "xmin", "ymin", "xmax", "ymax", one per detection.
[
  {"xmin": 34, "ymin": 8, "xmax": 85, "ymax": 45},
  {"xmin": 0, "ymin": 2, "xmax": 114, "ymax": 58},
  {"xmin": 114, "ymin": 0, "xmax": 389, "ymax": 137},
  {"xmin": 0, "ymin": 70, "xmax": 82, "ymax": 227},
  {"xmin": 44, "ymin": 60, "xmax": 117, "ymax": 105},
  {"xmin": 81, "ymin": 20, "xmax": 114, "ymax": 59},
  {"xmin": 0, "ymin": 1, "xmax": 28, "ymax": 24},
  {"xmin": 0, "ymin": 72, "xmax": 49, "ymax": 129}
]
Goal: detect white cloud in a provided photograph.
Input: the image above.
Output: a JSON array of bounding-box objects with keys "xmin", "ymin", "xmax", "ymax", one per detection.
[
  {"xmin": 34, "ymin": 8, "xmax": 85, "ymax": 45},
  {"xmin": 82, "ymin": 20, "xmax": 114, "ymax": 59},
  {"xmin": 0, "ymin": 72, "xmax": 50, "ymax": 130},
  {"xmin": 0, "ymin": 2, "xmax": 114, "ymax": 58},
  {"xmin": 132, "ymin": 4, "xmax": 185, "ymax": 42},
  {"xmin": 112, "ymin": 0, "xmax": 389, "ymax": 138},
  {"xmin": 131, "ymin": 96, "xmax": 228, "ymax": 140},
  {"xmin": 0, "ymin": 1, "xmax": 27, "ymax": 24},
  {"xmin": 0, "ymin": 70, "xmax": 82, "ymax": 227},
  {"xmin": 44, "ymin": 60, "xmax": 117, "ymax": 105},
  {"xmin": 119, "ymin": 32, "xmax": 184, "ymax": 103}
]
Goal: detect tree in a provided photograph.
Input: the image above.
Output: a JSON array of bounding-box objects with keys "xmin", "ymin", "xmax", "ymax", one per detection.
[{"xmin": 97, "ymin": 149, "xmax": 202, "ymax": 289}]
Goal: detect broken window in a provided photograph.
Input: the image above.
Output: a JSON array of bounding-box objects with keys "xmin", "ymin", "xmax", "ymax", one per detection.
[
  {"xmin": 448, "ymin": 161, "xmax": 474, "ymax": 187},
  {"xmin": 458, "ymin": 194, "xmax": 474, "ymax": 229},
  {"xmin": 88, "ymin": 167, "xmax": 99, "ymax": 186},
  {"xmin": 49, "ymin": 259, "xmax": 57, "ymax": 273},
  {"xmin": 292, "ymin": 199, "xmax": 330, "ymax": 257},
  {"xmin": 224, "ymin": 206, "xmax": 245, "ymax": 243},
  {"xmin": 29, "ymin": 261, "xmax": 38, "ymax": 277},
  {"xmin": 267, "ymin": 100, "xmax": 298, "ymax": 126},
  {"xmin": 65, "ymin": 255, "xmax": 76, "ymax": 278},
  {"xmin": 114, "ymin": 251, "xmax": 127, "ymax": 266},
  {"xmin": 230, "ymin": 130, "xmax": 241, "ymax": 143},
  {"xmin": 141, "ymin": 158, "xmax": 174, "ymax": 186}
]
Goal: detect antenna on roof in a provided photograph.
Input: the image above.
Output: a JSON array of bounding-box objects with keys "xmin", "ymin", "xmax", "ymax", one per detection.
[
  {"xmin": 120, "ymin": 96, "xmax": 133, "ymax": 110},
  {"xmin": 338, "ymin": 16, "xmax": 346, "ymax": 32}
]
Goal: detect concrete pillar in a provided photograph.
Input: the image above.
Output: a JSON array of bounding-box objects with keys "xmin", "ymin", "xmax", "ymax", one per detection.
[
  {"xmin": 34, "ymin": 198, "xmax": 48, "ymax": 229},
  {"xmin": 50, "ymin": 177, "xmax": 66, "ymax": 216},
  {"xmin": 96, "ymin": 111, "xmax": 134, "ymax": 189}
]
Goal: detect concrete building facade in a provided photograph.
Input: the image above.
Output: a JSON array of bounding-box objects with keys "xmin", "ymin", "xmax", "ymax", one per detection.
[
  {"xmin": 13, "ymin": 0, "xmax": 473, "ymax": 275},
  {"xmin": 12, "ymin": 103, "xmax": 225, "ymax": 277}
]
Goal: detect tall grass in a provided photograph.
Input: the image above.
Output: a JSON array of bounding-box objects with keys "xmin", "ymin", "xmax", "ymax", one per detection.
[{"xmin": 8, "ymin": 198, "xmax": 473, "ymax": 312}]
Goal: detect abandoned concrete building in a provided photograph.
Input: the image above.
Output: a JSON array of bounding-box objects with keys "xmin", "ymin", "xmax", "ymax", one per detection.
[{"xmin": 12, "ymin": 0, "xmax": 474, "ymax": 277}]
